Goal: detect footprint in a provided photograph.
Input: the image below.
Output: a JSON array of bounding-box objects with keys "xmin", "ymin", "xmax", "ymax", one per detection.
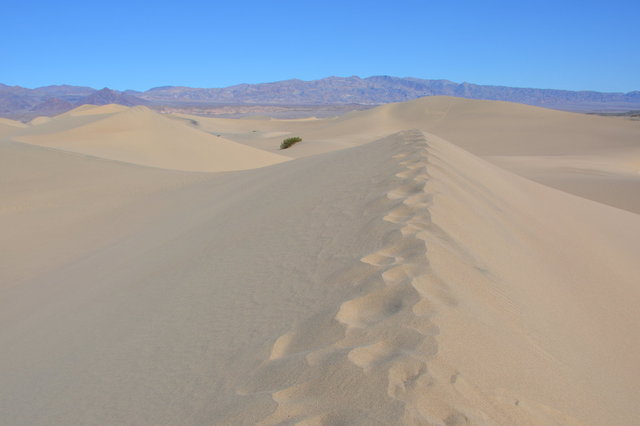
[
  {"xmin": 396, "ymin": 168, "xmax": 429, "ymax": 180},
  {"xmin": 386, "ymin": 183, "xmax": 425, "ymax": 200},
  {"xmin": 384, "ymin": 204, "xmax": 416, "ymax": 223},
  {"xmin": 335, "ymin": 284, "xmax": 416, "ymax": 328},
  {"xmin": 244, "ymin": 131, "xmax": 447, "ymax": 425},
  {"xmin": 270, "ymin": 310, "xmax": 346, "ymax": 360},
  {"xmin": 361, "ymin": 252, "xmax": 397, "ymax": 266},
  {"xmin": 404, "ymin": 192, "xmax": 432, "ymax": 209},
  {"xmin": 348, "ymin": 328, "xmax": 429, "ymax": 372},
  {"xmin": 387, "ymin": 357, "xmax": 429, "ymax": 398},
  {"xmin": 348, "ymin": 341, "xmax": 397, "ymax": 371}
]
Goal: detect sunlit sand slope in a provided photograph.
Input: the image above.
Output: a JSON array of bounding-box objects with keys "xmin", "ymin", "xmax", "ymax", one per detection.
[{"xmin": 11, "ymin": 106, "xmax": 289, "ymax": 172}]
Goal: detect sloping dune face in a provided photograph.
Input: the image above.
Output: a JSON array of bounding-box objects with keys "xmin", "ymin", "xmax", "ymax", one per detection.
[
  {"xmin": 11, "ymin": 106, "xmax": 289, "ymax": 172},
  {"xmin": 1, "ymin": 128, "xmax": 639, "ymax": 425}
]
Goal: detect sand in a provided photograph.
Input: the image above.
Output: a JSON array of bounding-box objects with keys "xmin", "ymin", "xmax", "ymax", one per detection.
[
  {"xmin": 0, "ymin": 117, "xmax": 27, "ymax": 138},
  {"xmin": 12, "ymin": 106, "xmax": 289, "ymax": 172},
  {"xmin": 57, "ymin": 103, "xmax": 132, "ymax": 117},
  {"xmin": 1, "ymin": 97, "xmax": 639, "ymax": 425},
  {"xmin": 28, "ymin": 116, "xmax": 53, "ymax": 126},
  {"xmin": 174, "ymin": 97, "xmax": 640, "ymax": 212}
]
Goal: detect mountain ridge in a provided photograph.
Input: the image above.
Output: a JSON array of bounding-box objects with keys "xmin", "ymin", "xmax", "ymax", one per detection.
[{"xmin": 1, "ymin": 75, "xmax": 639, "ymax": 119}]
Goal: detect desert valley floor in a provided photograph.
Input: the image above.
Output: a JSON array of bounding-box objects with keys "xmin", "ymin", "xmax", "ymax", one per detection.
[{"xmin": 1, "ymin": 97, "xmax": 639, "ymax": 425}]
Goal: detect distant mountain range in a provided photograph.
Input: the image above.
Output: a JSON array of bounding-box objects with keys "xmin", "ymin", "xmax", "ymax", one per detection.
[
  {"xmin": 2, "ymin": 76, "xmax": 639, "ymax": 118},
  {"xmin": 0, "ymin": 86, "xmax": 146, "ymax": 118}
]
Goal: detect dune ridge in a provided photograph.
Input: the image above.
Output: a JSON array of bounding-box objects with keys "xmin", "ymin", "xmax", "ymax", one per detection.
[{"xmin": 238, "ymin": 130, "xmax": 476, "ymax": 425}]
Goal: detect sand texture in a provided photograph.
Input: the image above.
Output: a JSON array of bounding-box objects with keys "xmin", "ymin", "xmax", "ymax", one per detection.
[{"xmin": 1, "ymin": 97, "xmax": 639, "ymax": 425}]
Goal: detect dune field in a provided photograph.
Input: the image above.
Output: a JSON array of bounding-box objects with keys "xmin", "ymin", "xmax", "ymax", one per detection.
[{"xmin": 1, "ymin": 97, "xmax": 639, "ymax": 425}]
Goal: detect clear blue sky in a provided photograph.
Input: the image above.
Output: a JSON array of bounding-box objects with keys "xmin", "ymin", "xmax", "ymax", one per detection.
[{"xmin": 2, "ymin": 0, "xmax": 639, "ymax": 92}]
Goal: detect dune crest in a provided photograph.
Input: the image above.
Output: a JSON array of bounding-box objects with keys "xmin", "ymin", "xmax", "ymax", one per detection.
[
  {"xmin": 28, "ymin": 116, "xmax": 52, "ymax": 126},
  {"xmin": 56, "ymin": 103, "xmax": 131, "ymax": 118}
]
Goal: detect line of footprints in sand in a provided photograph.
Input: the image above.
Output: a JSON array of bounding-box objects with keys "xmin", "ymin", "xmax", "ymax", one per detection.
[{"xmin": 239, "ymin": 130, "xmax": 471, "ymax": 425}]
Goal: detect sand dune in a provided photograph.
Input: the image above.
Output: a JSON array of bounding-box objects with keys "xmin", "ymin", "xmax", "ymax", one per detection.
[
  {"xmin": 1, "ymin": 97, "xmax": 640, "ymax": 425},
  {"xmin": 174, "ymin": 96, "xmax": 640, "ymax": 212},
  {"xmin": 28, "ymin": 116, "xmax": 52, "ymax": 126},
  {"xmin": 56, "ymin": 103, "xmax": 132, "ymax": 117},
  {"xmin": 0, "ymin": 117, "xmax": 27, "ymax": 128},
  {"xmin": 177, "ymin": 96, "xmax": 640, "ymax": 156},
  {"xmin": 11, "ymin": 105, "xmax": 289, "ymax": 172}
]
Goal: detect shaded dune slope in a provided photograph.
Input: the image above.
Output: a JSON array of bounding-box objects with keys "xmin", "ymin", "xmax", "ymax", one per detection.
[
  {"xmin": 0, "ymin": 139, "xmax": 208, "ymax": 286},
  {"xmin": 1, "ymin": 131, "xmax": 638, "ymax": 425}
]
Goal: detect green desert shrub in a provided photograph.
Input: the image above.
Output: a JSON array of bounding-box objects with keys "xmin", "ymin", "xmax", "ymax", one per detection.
[{"xmin": 280, "ymin": 136, "xmax": 302, "ymax": 149}]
